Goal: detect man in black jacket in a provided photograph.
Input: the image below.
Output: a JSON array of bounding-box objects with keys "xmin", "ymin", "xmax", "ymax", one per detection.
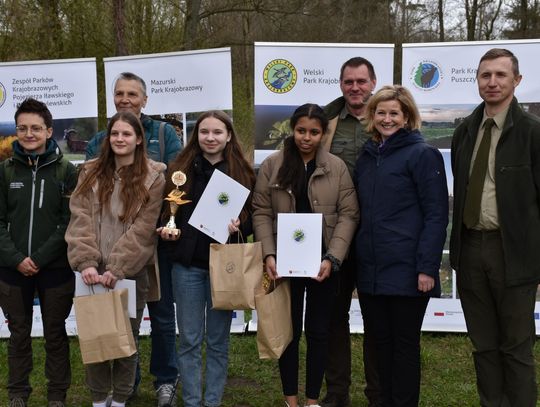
[{"xmin": 450, "ymin": 48, "xmax": 540, "ymax": 407}]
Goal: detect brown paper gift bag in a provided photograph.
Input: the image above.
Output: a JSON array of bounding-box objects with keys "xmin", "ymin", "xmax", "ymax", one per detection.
[
  {"xmin": 255, "ymin": 278, "xmax": 293, "ymax": 359},
  {"xmin": 209, "ymin": 239, "xmax": 263, "ymax": 310},
  {"xmin": 73, "ymin": 288, "xmax": 136, "ymax": 365}
]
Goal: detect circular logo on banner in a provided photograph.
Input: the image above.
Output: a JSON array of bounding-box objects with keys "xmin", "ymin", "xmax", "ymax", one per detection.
[
  {"xmin": 0, "ymin": 82, "xmax": 6, "ymax": 108},
  {"xmin": 411, "ymin": 60, "xmax": 442, "ymax": 91},
  {"xmin": 263, "ymin": 59, "xmax": 297, "ymax": 93}
]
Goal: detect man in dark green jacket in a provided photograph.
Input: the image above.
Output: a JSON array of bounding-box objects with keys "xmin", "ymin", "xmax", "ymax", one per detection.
[
  {"xmin": 0, "ymin": 98, "xmax": 78, "ymax": 407},
  {"xmin": 450, "ymin": 48, "xmax": 540, "ymax": 407},
  {"xmin": 321, "ymin": 57, "xmax": 381, "ymax": 407}
]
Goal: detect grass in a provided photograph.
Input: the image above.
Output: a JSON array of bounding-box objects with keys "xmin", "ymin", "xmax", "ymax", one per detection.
[{"xmin": 1, "ymin": 333, "xmax": 539, "ymax": 406}]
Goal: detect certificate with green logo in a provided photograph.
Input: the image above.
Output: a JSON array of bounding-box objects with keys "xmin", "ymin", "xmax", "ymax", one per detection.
[
  {"xmin": 276, "ymin": 213, "xmax": 322, "ymax": 278},
  {"xmin": 188, "ymin": 169, "xmax": 250, "ymax": 243}
]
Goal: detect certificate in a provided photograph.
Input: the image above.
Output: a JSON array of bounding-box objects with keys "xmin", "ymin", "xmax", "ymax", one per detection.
[
  {"xmin": 188, "ymin": 169, "xmax": 250, "ymax": 244},
  {"xmin": 74, "ymin": 272, "xmax": 136, "ymax": 318},
  {"xmin": 276, "ymin": 213, "xmax": 322, "ymax": 278}
]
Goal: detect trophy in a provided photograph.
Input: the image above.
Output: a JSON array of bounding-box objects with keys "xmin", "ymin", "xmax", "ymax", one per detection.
[{"xmin": 163, "ymin": 170, "xmax": 191, "ymax": 236}]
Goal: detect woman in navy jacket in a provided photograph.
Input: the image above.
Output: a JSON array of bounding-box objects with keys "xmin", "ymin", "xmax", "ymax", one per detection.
[{"xmin": 354, "ymin": 85, "xmax": 448, "ymax": 407}]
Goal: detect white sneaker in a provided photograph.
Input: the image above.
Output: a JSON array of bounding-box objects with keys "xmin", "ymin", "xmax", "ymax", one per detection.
[{"xmin": 156, "ymin": 383, "xmax": 177, "ymax": 407}]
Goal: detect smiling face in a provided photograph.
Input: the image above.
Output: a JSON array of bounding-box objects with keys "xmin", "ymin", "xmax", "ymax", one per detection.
[
  {"xmin": 198, "ymin": 117, "xmax": 231, "ymax": 164},
  {"xmin": 113, "ymin": 79, "xmax": 148, "ymax": 117},
  {"xmin": 293, "ymin": 116, "xmax": 324, "ymax": 162},
  {"xmin": 373, "ymin": 100, "xmax": 407, "ymax": 141},
  {"xmin": 16, "ymin": 112, "xmax": 52, "ymax": 155},
  {"xmin": 477, "ymin": 56, "xmax": 521, "ymax": 114},
  {"xmin": 340, "ymin": 64, "xmax": 377, "ymax": 115},
  {"xmin": 109, "ymin": 119, "xmax": 142, "ymax": 161}
]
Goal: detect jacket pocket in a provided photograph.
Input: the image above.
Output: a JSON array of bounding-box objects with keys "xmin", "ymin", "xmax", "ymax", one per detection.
[
  {"xmin": 323, "ymin": 213, "xmax": 338, "ymax": 243},
  {"xmin": 323, "ymin": 213, "xmax": 338, "ymax": 229},
  {"xmin": 499, "ymin": 164, "xmax": 530, "ymax": 173}
]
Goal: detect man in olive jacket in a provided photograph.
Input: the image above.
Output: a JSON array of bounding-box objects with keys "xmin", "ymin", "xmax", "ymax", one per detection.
[
  {"xmin": 321, "ymin": 57, "xmax": 380, "ymax": 407},
  {"xmin": 450, "ymin": 48, "xmax": 540, "ymax": 407}
]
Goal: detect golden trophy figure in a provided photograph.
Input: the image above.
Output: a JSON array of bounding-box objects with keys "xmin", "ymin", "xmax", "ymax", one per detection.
[{"xmin": 163, "ymin": 170, "xmax": 191, "ymax": 236}]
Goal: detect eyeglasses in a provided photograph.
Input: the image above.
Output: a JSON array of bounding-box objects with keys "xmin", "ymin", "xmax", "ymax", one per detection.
[{"xmin": 15, "ymin": 125, "xmax": 47, "ymax": 135}]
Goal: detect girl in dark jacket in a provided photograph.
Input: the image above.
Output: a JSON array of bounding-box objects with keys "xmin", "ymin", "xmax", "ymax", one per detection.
[
  {"xmin": 158, "ymin": 111, "xmax": 255, "ymax": 407},
  {"xmin": 354, "ymin": 85, "xmax": 448, "ymax": 407}
]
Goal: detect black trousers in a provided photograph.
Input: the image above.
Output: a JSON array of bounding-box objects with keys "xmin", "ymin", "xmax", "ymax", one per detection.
[
  {"xmin": 0, "ymin": 272, "xmax": 74, "ymax": 402},
  {"xmin": 359, "ymin": 294, "xmax": 429, "ymax": 407},
  {"xmin": 279, "ymin": 275, "xmax": 336, "ymax": 400},
  {"xmin": 325, "ymin": 257, "xmax": 381, "ymax": 404},
  {"xmin": 457, "ymin": 229, "xmax": 537, "ymax": 407}
]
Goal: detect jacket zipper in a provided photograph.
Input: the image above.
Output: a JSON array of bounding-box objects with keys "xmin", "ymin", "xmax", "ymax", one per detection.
[
  {"xmin": 39, "ymin": 178, "xmax": 45, "ymax": 208},
  {"xmin": 28, "ymin": 156, "xmax": 57, "ymax": 254},
  {"xmin": 369, "ymin": 151, "xmax": 381, "ymax": 293}
]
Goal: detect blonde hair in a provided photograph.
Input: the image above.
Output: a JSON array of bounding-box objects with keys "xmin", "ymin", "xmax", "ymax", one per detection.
[{"xmin": 364, "ymin": 85, "xmax": 421, "ymax": 141}]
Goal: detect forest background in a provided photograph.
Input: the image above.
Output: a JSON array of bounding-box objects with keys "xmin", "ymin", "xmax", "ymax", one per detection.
[{"xmin": 1, "ymin": 0, "xmax": 537, "ymax": 149}]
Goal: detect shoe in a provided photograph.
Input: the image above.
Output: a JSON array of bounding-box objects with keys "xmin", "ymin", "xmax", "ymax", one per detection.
[
  {"xmin": 9, "ymin": 398, "xmax": 26, "ymax": 407},
  {"xmin": 156, "ymin": 383, "xmax": 177, "ymax": 407},
  {"xmin": 320, "ymin": 394, "xmax": 351, "ymax": 407},
  {"xmin": 48, "ymin": 402, "xmax": 65, "ymax": 407}
]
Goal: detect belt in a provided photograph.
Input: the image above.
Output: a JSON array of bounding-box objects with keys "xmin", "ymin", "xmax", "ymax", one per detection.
[{"xmin": 463, "ymin": 227, "xmax": 501, "ymax": 238}]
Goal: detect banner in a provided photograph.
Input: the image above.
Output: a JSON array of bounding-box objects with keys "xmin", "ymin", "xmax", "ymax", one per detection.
[
  {"xmin": 103, "ymin": 48, "xmax": 233, "ymax": 144},
  {"xmin": 402, "ymin": 39, "xmax": 540, "ymax": 334},
  {"xmin": 0, "ymin": 58, "xmax": 98, "ymax": 160},
  {"xmin": 253, "ymin": 42, "xmax": 395, "ymax": 164}
]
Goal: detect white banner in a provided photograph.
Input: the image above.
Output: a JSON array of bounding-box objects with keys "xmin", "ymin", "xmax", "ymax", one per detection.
[
  {"xmin": 403, "ymin": 39, "xmax": 540, "ymax": 334},
  {"xmin": 0, "ymin": 58, "xmax": 98, "ymax": 121},
  {"xmin": 253, "ymin": 42, "xmax": 394, "ymax": 164},
  {"xmin": 0, "ymin": 58, "xmax": 98, "ymax": 159},
  {"xmin": 0, "ymin": 304, "xmax": 246, "ymax": 338},
  {"xmin": 103, "ymin": 48, "xmax": 232, "ymax": 121},
  {"xmin": 402, "ymin": 39, "xmax": 540, "ymax": 105}
]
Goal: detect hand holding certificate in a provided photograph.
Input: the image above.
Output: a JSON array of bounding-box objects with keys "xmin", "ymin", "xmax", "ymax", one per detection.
[
  {"xmin": 188, "ymin": 169, "xmax": 250, "ymax": 243},
  {"xmin": 276, "ymin": 213, "xmax": 322, "ymax": 278}
]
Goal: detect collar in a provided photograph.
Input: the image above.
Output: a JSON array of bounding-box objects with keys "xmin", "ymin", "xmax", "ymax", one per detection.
[
  {"xmin": 481, "ymin": 105, "xmax": 510, "ymax": 131},
  {"xmin": 339, "ymin": 104, "xmax": 364, "ymax": 121}
]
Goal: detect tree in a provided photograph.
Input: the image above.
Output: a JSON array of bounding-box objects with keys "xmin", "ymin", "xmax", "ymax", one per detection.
[
  {"xmin": 113, "ymin": 0, "xmax": 127, "ymax": 55},
  {"xmin": 504, "ymin": 0, "xmax": 540, "ymax": 39}
]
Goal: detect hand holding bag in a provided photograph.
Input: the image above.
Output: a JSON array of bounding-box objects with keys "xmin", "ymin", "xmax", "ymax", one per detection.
[
  {"xmin": 73, "ymin": 287, "xmax": 136, "ymax": 364},
  {"xmin": 255, "ymin": 275, "xmax": 293, "ymax": 359},
  {"xmin": 209, "ymin": 232, "xmax": 263, "ymax": 310}
]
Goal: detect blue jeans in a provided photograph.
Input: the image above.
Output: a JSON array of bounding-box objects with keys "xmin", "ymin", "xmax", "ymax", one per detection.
[
  {"xmin": 146, "ymin": 246, "xmax": 179, "ymax": 388},
  {"xmin": 171, "ymin": 263, "xmax": 232, "ymax": 407}
]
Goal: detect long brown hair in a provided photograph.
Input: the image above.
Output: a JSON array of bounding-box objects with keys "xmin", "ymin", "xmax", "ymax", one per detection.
[
  {"xmin": 74, "ymin": 111, "xmax": 150, "ymax": 222},
  {"xmin": 165, "ymin": 110, "xmax": 255, "ymax": 222},
  {"xmin": 277, "ymin": 103, "xmax": 328, "ymax": 196}
]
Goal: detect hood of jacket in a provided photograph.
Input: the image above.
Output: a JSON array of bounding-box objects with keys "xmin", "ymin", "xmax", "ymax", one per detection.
[
  {"xmin": 324, "ymin": 96, "xmax": 346, "ymax": 120},
  {"xmin": 12, "ymin": 138, "xmax": 63, "ymax": 166}
]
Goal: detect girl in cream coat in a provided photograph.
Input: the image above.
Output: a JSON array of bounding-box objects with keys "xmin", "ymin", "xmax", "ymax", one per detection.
[{"xmin": 66, "ymin": 111, "xmax": 165, "ymax": 407}]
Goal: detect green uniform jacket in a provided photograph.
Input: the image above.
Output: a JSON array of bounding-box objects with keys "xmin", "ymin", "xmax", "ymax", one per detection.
[
  {"xmin": 0, "ymin": 139, "xmax": 78, "ymax": 272},
  {"xmin": 450, "ymin": 98, "xmax": 540, "ymax": 286}
]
